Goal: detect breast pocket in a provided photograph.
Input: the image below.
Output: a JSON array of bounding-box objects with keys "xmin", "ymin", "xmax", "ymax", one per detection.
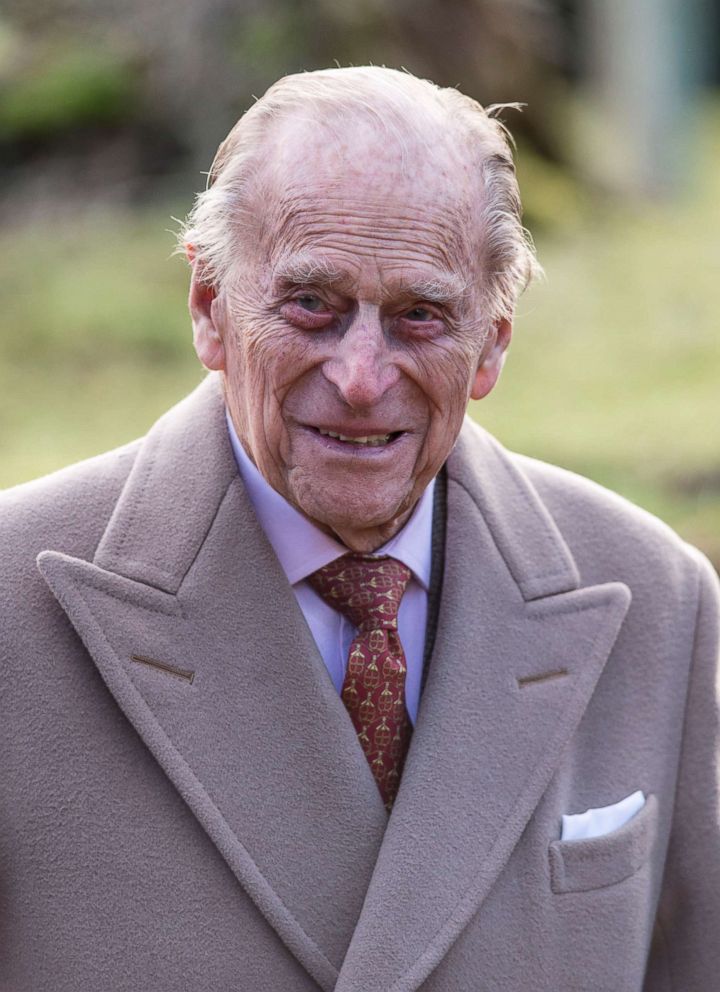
[{"xmin": 548, "ymin": 793, "xmax": 658, "ymax": 894}]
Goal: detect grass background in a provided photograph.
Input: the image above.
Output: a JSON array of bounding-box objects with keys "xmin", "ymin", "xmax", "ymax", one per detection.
[{"xmin": 1, "ymin": 106, "xmax": 718, "ymax": 567}]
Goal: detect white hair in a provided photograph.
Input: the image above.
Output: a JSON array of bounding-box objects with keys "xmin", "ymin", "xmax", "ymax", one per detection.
[{"xmin": 179, "ymin": 65, "xmax": 541, "ymax": 323}]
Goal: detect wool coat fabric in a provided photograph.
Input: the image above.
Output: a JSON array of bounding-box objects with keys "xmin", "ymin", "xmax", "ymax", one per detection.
[{"xmin": 1, "ymin": 373, "xmax": 718, "ymax": 992}]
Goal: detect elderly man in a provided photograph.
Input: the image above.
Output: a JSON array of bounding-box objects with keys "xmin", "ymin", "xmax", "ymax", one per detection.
[{"xmin": 1, "ymin": 67, "xmax": 718, "ymax": 992}]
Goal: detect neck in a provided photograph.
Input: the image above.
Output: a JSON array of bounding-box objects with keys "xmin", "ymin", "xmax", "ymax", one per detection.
[{"xmin": 326, "ymin": 509, "xmax": 414, "ymax": 553}]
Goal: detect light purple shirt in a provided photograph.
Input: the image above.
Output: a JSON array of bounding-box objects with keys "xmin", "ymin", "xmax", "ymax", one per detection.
[{"xmin": 226, "ymin": 415, "xmax": 434, "ymax": 725}]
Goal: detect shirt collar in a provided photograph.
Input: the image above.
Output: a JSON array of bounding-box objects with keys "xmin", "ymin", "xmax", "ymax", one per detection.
[{"xmin": 226, "ymin": 412, "xmax": 435, "ymax": 589}]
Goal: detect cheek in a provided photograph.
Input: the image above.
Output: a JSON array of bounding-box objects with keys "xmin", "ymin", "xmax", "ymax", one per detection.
[
  {"xmin": 224, "ymin": 319, "xmax": 331, "ymax": 469},
  {"xmin": 229, "ymin": 318, "xmax": 319, "ymax": 396},
  {"xmin": 407, "ymin": 335, "xmax": 482, "ymax": 421}
]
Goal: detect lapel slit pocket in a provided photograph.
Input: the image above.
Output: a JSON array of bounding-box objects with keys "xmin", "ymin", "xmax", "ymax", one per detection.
[
  {"xmin": 130, "ymin": 654, "xmax": 196, "ymax": 684},
  {"xmin": 548, "ymin": 793, "xmax": 658, "ymax": 894}
]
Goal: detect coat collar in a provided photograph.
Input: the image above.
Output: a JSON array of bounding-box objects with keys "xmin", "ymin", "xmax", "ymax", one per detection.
[
  {"xmin": 38, "ymin": 375, "xmax": 631, "ymax": 992},
  {"xmin": 334, "ymin": 433, "xmax": 630, "ymax": 992}
]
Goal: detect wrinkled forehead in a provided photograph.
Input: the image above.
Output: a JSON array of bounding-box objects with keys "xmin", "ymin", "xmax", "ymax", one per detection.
[{"xmin": 249, "ymin": 112, "xmax": 481, "ymax": 281}]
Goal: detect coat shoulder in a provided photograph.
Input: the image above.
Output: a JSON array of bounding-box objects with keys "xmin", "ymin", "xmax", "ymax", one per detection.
[
  {"xmin": 0, "ymin": 441, "xmax": 140, "ymax": 574},
  {"xmin": 512, "ymin": 450, "xmax": 712, "ymax": 592}
]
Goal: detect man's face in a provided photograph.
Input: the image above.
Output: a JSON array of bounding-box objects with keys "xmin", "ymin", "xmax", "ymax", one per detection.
[{"xmin": 190, "ymin": 117, "xmax": 510, "ymax": 550}]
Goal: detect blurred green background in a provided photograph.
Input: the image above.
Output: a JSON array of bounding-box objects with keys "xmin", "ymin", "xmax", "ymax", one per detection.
[{"xmin": 1, "ymin": 0, "xmax": 718, "ymax": 566}]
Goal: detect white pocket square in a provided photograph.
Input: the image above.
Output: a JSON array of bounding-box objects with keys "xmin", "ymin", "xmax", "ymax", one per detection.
[{"xmin": 561, "ymin": 790, "xmax": 646, "ymax": 841}]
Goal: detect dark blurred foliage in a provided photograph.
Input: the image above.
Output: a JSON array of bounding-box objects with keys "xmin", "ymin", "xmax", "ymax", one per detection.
[{"xmin": 0, "ymin": 0, "xmax": 572, "ymax": 215}]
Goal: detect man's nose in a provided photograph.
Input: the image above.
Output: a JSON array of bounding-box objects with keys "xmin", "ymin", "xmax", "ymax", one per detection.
[{"xmin": 322, "ymin": 305, "xmax": 400, "ymax": 408}]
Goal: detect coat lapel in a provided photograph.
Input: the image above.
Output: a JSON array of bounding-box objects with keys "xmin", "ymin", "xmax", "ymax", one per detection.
[
  {"xmin": 37, "ymin": 375, "xmax": 387, "ymax": 992},
  {"xmin": 335, "ymin": 421, "xmax": 632, "ymax": 992}
]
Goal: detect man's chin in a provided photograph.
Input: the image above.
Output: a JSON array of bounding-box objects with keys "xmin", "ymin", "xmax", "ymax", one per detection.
[{"xmin": 291, "ymin": 485, "xmax": 415, "ymax": 548}]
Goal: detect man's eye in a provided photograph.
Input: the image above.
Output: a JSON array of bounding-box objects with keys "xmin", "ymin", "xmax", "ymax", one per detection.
[
  {"xmin": 296, "ymin": 294, "xmax": 326, "ymax": 312},
  {"xmin": 405, "ymin": 306, "xmax": 434, "ymax": 322}
]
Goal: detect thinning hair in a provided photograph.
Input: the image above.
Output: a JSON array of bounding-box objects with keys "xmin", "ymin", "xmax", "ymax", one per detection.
[{"xmin": 179, "ymin": 66, "xmax": 541, "ymax": 323}]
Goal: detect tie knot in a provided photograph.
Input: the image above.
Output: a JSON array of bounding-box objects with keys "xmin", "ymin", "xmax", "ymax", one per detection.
[{"xmin": 308, "ymin": 554, "xmax": 412, "ymax": 631}]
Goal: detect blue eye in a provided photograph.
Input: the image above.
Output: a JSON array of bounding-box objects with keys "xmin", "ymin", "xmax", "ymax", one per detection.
[
  {"xmin": 296, "ymin": 294, "xmax": 325, "ymax": 312},
  {"xmin": 405, "ymin": 307, "xmax": 434, "ymax": 322}
]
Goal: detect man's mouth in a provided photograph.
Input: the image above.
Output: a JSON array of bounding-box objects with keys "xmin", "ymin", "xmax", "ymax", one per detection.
[{"xmin": 309, "ymin": 426, "xmax": 405, "ymax": 448}]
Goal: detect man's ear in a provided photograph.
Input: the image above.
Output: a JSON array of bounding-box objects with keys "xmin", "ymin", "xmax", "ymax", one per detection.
[
  {"xmin": 470, "ymin": 317, "xmax": 512, "ymax": 401},
  {"xmin": 188, "ymin": 266, "xmax": 226, "ymax": 371}
]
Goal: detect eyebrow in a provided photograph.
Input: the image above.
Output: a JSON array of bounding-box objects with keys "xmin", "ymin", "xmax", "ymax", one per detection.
[
  {"xmin": 273, "ymin": 253, "xmax": 469, "ymax": 308},
  {"xmin": 398, "ymin": 274, "xmax": 469, "ymax": 307},
  {"xmin": 273, "ymin": 254, "xmax": 345, "ymax": 288}
]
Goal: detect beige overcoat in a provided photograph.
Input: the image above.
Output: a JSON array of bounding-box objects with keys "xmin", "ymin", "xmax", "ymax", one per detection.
[{"xmin": 1, "ymin": 374, "xmax": 718, "ymax": 991}]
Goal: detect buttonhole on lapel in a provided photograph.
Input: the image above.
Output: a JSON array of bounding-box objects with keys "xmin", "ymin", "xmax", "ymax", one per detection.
[
  {"xmin": 517, "ymin": 668, "xmax": 569, "ymax": 689},
  {"xmin": 131, "ymin": 654, "xmax": 195, "ymax": 684}
]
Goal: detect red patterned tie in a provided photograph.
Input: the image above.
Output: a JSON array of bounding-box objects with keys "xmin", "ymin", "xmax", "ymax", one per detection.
[{"xmin": 308, "ymin": 555, "xmax": 413, "ymax": 811}]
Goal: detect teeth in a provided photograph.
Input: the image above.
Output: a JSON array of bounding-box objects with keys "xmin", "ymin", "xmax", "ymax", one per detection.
[{"xmin": 319, "ymin": 429, "xmax": 393, "ymax": 446}]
